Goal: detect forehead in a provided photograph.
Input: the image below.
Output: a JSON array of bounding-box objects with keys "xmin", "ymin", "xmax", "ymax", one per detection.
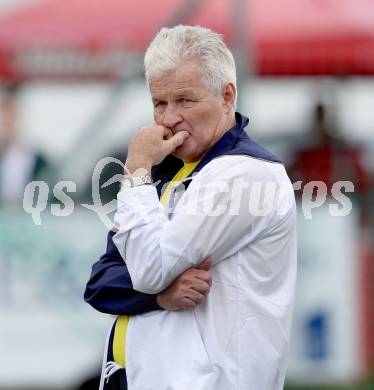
[{"xmin": 149, "ymin": 60, "xmax": 206, "ymax": 98}]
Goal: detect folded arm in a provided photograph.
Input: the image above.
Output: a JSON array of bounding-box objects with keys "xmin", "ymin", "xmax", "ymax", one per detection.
[
  {"xmin": 84, "ymin": 230, "xmax": 212, "ymax": 314},
  {"xmin": 113, "ymin": 157, "xmax": 272, "ymax": 294}
]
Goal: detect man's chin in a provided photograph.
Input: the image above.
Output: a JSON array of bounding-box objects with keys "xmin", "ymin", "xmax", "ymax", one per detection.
[
  {"xmin": 171, "ymin": 150, "xmax": 185, "ymax": 161},
  {"xmin": 171, "ymin": 142, "xmax": 201, "ymax": 162},
  {"xmin": 172, "ymin": 144, "xmax": 189, "ymax": 160}
]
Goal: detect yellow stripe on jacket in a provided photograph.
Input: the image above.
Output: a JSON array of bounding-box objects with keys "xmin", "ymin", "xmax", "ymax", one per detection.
[
  {"xmin": 112, "ymin": 159, "xmax": 200, "ymax": 367},
  {"xmin": 160, "ymin": 160, "xmax": 200, "ymax": 207}
]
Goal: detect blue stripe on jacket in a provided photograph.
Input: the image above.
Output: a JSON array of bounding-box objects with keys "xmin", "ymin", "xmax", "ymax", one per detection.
[{"xmin": 84, "ymin": 230, "xmax": 161, "ymax": 314}]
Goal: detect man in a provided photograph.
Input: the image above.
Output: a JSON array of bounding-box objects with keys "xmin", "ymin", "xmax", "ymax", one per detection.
[
  {"xmin": 0, "ymin": 83, "xmax": 47, "ymax": 205},
  {"xmin": 85, "ymin": 25, "xmax": 297, "ymax": 390}
]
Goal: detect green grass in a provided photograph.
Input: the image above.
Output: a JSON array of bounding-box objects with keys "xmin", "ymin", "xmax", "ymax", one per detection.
[{"xmin": 285, "ymin": 384, "xmax": 374, "ymax": 390}]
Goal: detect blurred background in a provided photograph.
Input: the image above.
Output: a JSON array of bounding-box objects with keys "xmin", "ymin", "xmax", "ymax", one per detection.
[{"xmin": 0, "ymin": 0, "xmax": 373, "ymax": 389}]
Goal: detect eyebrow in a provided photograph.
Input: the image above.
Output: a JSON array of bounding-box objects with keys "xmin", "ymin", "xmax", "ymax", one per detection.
[{"xmin": 152, "ymin": 88, "xmax": 198, "ymax": 100}]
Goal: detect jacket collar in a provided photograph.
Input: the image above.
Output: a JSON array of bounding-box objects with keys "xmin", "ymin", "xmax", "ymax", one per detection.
[
  {"xmin": 152, "ymin": 112, "xmax": 281, "ymax": 198},
  {"xmin": 194, "ymin": 112, "xmax": 249, "ymax": 173}
]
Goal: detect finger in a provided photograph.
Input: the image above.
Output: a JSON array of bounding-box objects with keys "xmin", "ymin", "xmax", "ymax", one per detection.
[
  {"xmin": 189, "ymin": 279, "xmax": 211, "ymax": 295},
  {"xmin": 194, "ymin": 270, "xmax": 212, "ymax": 286},
  {"xmin": 196, "ymin": 256, "xmax": 212, "ymax": 270},
  {"xmin": 163, "ymin": 127, "xmax": 173, "ymax": 140},
  {"xmin": 181, "ymin": 297, "xmax": 198, "ymax": 310},
  {"xmin": 191, "ymin": 285, "xmax": 210, "ymax": 297},
  {"xmin": 185, "ymin": 289, "xmax": 206, "ymax": 305},
  {"xmin": 164, "ymin": 131, "xmax": 189, "ymax": 152}
]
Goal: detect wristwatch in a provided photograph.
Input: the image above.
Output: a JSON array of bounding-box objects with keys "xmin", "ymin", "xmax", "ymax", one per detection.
[{"xmin": 121, "ymin": 175, "xmax": 153, "ymax": 190}]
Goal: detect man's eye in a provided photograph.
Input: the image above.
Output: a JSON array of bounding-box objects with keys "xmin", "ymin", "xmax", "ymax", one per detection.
[
  {"xmin": 180, "ymin": 98, "xmax": 194, "ymax": 106},
  {"xmin": 154, "ymin": 102, "xmax": 166, "ymax": 109}
]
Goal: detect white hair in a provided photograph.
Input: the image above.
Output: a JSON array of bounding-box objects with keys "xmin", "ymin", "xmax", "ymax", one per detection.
[{"xmin": 144, "ymin": 25, "xmax": 237, "ymax": 99}]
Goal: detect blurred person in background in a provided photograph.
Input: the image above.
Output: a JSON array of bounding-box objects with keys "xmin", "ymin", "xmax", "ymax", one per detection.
[
  {"xmin": 85, "ymin": 25, "xmax": 297, "ymax": 390},
  {"xmin": 0, "ymin": 83, "xmax": 47, "ymax": 206},
  {"xmin": 288, "ymin": 102, "xmax": 372, "ymax": 225}
]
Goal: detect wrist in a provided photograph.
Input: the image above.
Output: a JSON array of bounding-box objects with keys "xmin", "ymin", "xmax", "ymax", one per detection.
[
  {"xmin": 125, "ymin": 157, "xmax": 152, "ymax": 175},
  {"xmin": 156, "ymin": 294, "xmax": 164, "ymax": 309}
]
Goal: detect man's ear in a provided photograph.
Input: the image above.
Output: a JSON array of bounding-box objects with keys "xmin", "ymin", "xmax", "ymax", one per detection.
[{"xmin": 222, "ymin": 82, "xmax": 236, "ymax": 112}]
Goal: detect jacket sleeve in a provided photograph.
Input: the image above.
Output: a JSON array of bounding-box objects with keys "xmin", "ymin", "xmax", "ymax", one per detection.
[
  {"xmin": 84, "ymin": 230, "xmax": 162, "ymax": 315},
  {"xmin": 113, "ymin": 156, "xmax": 296, "ymax": 294}
]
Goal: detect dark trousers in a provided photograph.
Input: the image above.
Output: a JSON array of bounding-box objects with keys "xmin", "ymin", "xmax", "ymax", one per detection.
[
  {"xmin": 102, "ymin": 369, "xmax": 127, "ymax": 390},
  {"xmin": 103, "ymin": 319, "xmax": 128, "ymax": 390}
]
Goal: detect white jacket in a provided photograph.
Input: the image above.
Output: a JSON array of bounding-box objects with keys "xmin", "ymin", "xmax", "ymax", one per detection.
[{"xmin": 113, "ymin": 155, "xmax": 297, "ymax": 390}]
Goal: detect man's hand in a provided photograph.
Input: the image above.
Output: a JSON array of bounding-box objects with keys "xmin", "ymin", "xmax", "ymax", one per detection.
[
  {"xmin": 156, "ymin": 256, "xmax": 212, "ymax": 311},
  {"xmin": 126, "ymin": 125, "xmax": 189, "ymax": 174}
]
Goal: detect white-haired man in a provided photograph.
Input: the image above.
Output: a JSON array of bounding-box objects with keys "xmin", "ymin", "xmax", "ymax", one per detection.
[{"xmin": 85, "ymin": 25, "xmax": 296, "ymax": 390}]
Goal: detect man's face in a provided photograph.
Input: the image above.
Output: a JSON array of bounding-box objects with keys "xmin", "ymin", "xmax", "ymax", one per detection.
[{"xmin": 149, "ymin": 59, "xmax": 231, "ymax": 163}]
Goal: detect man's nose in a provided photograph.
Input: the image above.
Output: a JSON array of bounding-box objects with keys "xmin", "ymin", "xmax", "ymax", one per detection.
[{"xmin": 161, "ymin": 104, "xmax": 182, "ymax": 129}]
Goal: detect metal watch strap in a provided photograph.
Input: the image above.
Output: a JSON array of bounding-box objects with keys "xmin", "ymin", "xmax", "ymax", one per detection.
[{"xmin": 121, "ymin": 175, "xmax": 153, "ymax": 190}]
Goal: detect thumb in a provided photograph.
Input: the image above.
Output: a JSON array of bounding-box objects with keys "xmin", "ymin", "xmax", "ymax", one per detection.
[
  {"xmin": 196, "ymin": 256, "xmax": 212, "ymax": 270},
  {"xmin": 165, "ymin": 131, "xmax": 189, "ymax": 152}
]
